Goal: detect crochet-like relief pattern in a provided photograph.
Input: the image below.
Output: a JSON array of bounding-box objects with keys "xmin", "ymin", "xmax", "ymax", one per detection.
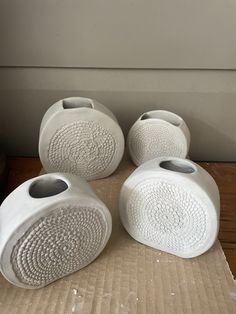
[
  {"xmin": 11, "ymin": 206, "xmax": 107, "ymax": 287},
  {"xmin": 125, "ymin": 179, "xmax": 207, "ymax": 253},
  {"xmin": 48, "ymin": 121, "xmax": 116, "ymax": 180},
  {"xmin": 129, "ymin": 123, "xmax": 186, "ymax": 165}
]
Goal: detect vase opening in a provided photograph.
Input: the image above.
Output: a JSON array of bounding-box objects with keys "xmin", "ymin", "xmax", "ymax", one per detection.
[
  {"xmin": 29, "ymin": 177, "xmax": 68, "ymax": 198},
  {"xmin": 160, "ymin": 160, "xmax": 195, "ymax": 174},
  {"xmin": 63, "ymin": 98, "xmax": 93, "ymax": 109},
  {"xmin": 141, "ymin": 111, "xmax": 181, "ymax": 126}
]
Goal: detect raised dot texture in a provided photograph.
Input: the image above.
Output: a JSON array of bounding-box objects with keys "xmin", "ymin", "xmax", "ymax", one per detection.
[
  {"xmin": 125, "ymin": 179, "xmax": 208, "ymax": 254},
  {"xmin": 129, "ymin": 123, "xmax": 186, "ymax": 165},
  {"xmin": 48, "ymin": 121, "xmax": 116, "ymax": 180},
  {"xmin": 11, "ymin": 206, "xmax": 107, "ymax": 287}
]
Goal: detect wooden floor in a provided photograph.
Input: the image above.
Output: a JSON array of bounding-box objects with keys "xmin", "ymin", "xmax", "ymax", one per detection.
[{"xmin": 2, "ymin": 157, "xmax": 236, "ymax": 277}]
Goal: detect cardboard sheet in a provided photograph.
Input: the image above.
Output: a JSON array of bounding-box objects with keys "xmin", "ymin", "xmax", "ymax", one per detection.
[{"xmin": 0, "ymin": 160, "xmax": 236, "ymax": 313}]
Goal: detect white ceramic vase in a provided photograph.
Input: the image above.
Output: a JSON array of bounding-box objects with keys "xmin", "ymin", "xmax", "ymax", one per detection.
[
  {"xmin": 0, "ymin": 173, "xmax": 112, "ymax": 289},
  {"xmin": 39, "ymin": 97, "xmax": 125, "ymax": 180},
  {"xmin": 127, "ymin": 110, "xmax": 190, "ymax": 166},
  {"xmin": 119, "ymin": 157, "xmax": 220, "ymax": 258}
]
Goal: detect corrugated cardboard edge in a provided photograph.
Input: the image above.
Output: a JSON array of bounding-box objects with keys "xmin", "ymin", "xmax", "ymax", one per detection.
[{"xmin": 0, "ymin": 160, "xmax": 236, "ymax": 314}]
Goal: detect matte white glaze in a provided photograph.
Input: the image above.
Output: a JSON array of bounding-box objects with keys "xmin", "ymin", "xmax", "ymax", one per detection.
[
  {"xmin": 39, "ymin": 97, "xmax": 125, "ymax": 180},
  {"xmin": 0, "ymin": 172, "xmax": 112, "ymax": 289},
  {"xmin": 127, "ymin": 110, "xmax": 190, "ymax": 166},
  {"xmin": 119, "ymin": 157, "xmax": 220, "ymax": 258}
]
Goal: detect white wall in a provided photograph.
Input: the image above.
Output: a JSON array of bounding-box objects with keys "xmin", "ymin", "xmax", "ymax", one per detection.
[
  {"xmin": 0, "ymin": 68, "xmax": 236, "ymax": 160},
  {"xmin": 1, "ymin": 0, "xmax": 236, "ymax": 68},
  {"xmin": 1, "ymin": 1, "xmax": 236, "ymax": 159}
]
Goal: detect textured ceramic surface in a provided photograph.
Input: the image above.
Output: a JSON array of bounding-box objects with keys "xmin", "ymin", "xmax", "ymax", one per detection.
[
  {"xmin": 39, "ymin": 97, "xmax": 125, "ymax": 180},
  {"xmin": 0, "ymin": 173, "xmax": 112, "ymax": 289},
  {"xmin": 119, "ymin": 157, "xmax": 220, "ymax": 258},
  {"xmin": 127, "ymin": 110, "xmax": 190, "ymax": 166}
]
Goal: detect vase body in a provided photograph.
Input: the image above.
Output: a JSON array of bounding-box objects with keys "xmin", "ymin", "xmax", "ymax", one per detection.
[
  {"xmin": 119, "ymin": 157, "xmax": 220, "ymax": 258},
  {"xmin": 39, "ymin": 97, "xmax": 125, "ymax": 180},
  {"xmin": 0, "ymin": 172, "xmax": 112, "ymax": 288},
  {"xmin": 127, "ymin": 110, "xmax": 190, "ymax": 166}
]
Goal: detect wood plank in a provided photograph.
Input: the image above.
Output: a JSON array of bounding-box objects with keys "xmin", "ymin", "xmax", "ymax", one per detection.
[{"xmin": 0, "ymin": 152, "xmax": 7, "ymax": 201}]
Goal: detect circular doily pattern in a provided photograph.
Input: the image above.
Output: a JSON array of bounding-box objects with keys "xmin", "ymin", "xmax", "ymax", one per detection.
[
  {"xmin": 11, "ymin": 206, "xmax": 107, "ymax": 287},
  {"xmin": 125, "ymin": 179, "xmax": 208, "ymax": 253},
  {"xmin": 129, "ymin": 123, "xmax": 186, "ymax": 165},
  {"xmin": 47, "ymin": 121, "xmax": 116, "ymax": 179}
]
